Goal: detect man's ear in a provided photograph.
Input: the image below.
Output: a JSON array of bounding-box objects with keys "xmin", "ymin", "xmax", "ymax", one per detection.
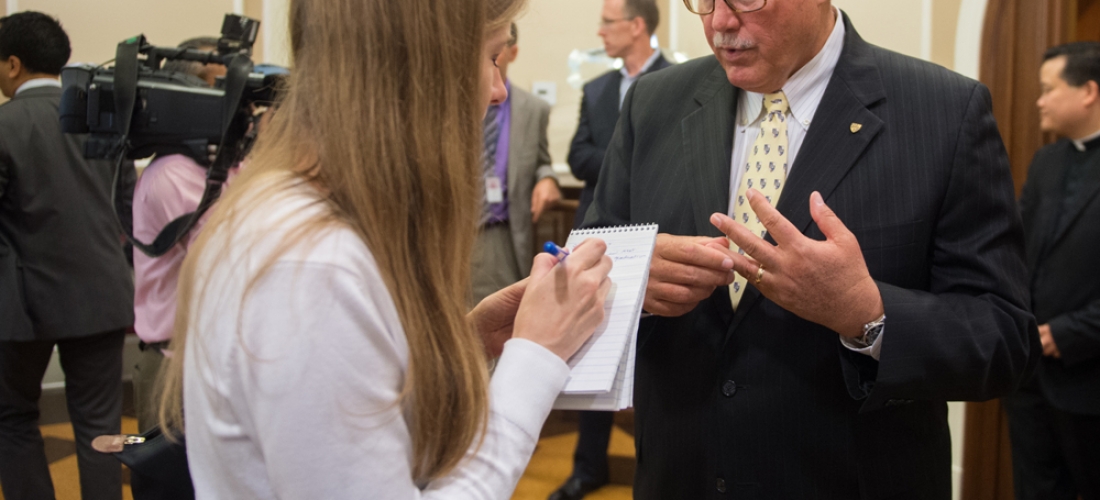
[
  {"xmin": 1085, "ymin": 79, "xmax": 1100, "ymax": 108},
  {"xmin": 3, "ymin": 55, "xmax": 21, "ymax": 79},
  {"xmin": 632, "ymin": 18, "xmax": 648, "ymax": 40}
]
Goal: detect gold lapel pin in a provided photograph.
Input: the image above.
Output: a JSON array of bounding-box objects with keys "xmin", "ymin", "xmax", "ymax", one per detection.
[{"xmin": 850, "ymin": 123, "xmax": 863, "ymax": 133}]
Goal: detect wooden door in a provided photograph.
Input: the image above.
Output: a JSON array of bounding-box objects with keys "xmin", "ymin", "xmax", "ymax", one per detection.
[{"xmin": 966, "ymin": 0, "xmax": 1099, "ymax": 498}]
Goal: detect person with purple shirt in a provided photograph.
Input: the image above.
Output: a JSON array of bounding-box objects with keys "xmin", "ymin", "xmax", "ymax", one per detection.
[{"xmin": 472, "ymin": 23, "xmax": 561, "ymax": 304}]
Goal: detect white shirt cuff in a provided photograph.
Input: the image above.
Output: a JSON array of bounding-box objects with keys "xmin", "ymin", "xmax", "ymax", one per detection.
[{"xmin": 839, "ymin": 327, "xmax": 884, "ymax": 361}]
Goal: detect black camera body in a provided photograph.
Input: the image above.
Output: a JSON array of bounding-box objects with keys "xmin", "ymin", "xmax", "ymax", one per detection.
[
  {"xmin": 59, "ymin": 14, "xmax": 278, "ymax": 164},
  {"xmin": 58, "ymin": 14, "xmax": 285, "ymax": 258}
]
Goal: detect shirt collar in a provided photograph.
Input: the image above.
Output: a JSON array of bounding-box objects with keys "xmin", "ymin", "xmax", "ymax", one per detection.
[
  {"xmin": 621, "ymin": 49, "xmax": 662, "ymax": 80},
  {"xmin": 1071, "ymin": 128, "xmax": 1100, "ymax": 151},
  {"xmin": 738, "ymin": 7, "xmax": 845, "ymax": 131},
  {"xmin": 14, "ymin": 77, "xmax": 61, "ymax": 96}
]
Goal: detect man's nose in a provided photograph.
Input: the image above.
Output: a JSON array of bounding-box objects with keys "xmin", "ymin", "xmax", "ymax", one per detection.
[{"xmin": 710, "ymin": 0, "xmax": 743, "ymax": 32}]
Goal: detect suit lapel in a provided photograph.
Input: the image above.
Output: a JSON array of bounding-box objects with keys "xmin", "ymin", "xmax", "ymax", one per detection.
[
  {"xmin": 595, "ymin": 72, "xmax": 622, "ymax": 128},
  {"xmin": 682, "ymin": 63, "xmax": 737, "ymax": 238},
  {"xmin": 775, "ymin": 16, "xmax": 885, "ymax": 236},
  {"xmin": 1048, "ymin": 150, "xmax": 1100, "ymax": 249}
]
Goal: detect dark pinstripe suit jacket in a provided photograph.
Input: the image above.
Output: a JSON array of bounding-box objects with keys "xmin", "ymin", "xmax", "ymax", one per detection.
[{"xmin": 584, "ymin": 14, "xmax": 1038, "ymax": 500}]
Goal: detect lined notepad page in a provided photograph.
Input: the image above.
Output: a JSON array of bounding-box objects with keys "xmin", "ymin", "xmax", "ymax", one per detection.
[{"xmin": 553, "ymin": 224, "xmax": 657, "ymax": 411}]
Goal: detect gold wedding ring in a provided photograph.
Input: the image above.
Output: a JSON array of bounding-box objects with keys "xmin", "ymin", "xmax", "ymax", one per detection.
[{"xmin": 755, "ymin": 264, "xmax": 765, "ymax": 285}]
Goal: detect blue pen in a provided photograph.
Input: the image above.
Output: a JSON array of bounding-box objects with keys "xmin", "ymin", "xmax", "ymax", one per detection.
[{"xmin": 543, "ymin": 241, "xmax": 570, "ymax": 263}]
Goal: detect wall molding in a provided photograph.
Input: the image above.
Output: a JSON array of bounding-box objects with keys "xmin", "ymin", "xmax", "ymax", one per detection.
[
  {"xmin": 954, "ymin": 0, "xmax": 988, "ymax": 79},
  {"xmin": 921, "ymin": 0, "xmax": 933, "ymax": 60}
]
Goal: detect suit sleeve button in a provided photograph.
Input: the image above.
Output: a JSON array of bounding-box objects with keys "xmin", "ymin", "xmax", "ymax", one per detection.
[
  {"xmin": 722, "ymin": 380, "xmax": 737, "ymax": 397},
  {"xmin": 716, "ymin": 478, "xmax": 727, "ymax": 493}
]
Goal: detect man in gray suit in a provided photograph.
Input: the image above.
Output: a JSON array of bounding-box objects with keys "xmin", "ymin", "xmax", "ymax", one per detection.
[
  {"xmin": 472, "ymin": 23, "xmax": 561, "ymax": 305},
  {"xmin": 0, "ymin": 12, "xmax": 133, "ymax": 500},
  {"xmin": 584, "ymin": 0, "xmax": 1038, "ymax": 498}
]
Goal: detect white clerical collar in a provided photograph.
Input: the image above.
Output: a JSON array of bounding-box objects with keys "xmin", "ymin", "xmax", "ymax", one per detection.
[
  {"xmin": 14, "ymin": 77, "xmax": 61, "ymax": 96},
  {"xmin": 621, "ymin": 48, "xmax": 662, "ymax": 80},
  {"xmin": 1071, "ymin": 128, "xmax": 1100, "ymax": 151},
  {"xmin": 738, "ymin": 7, "xmax": 845, "ymax": 132}
]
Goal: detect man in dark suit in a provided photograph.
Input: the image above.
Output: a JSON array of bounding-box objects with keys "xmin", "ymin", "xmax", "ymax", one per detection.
[
  {"xmin": 1004, "ymin": 41, "xmax": 1100, "ymax": 500},
  {"xmin": 553, "ymin": 1, "xmax": 670, "ymax": 499},
  {"xmin": 0, "ymin": 12, "xmax": 134, "ymax": 500},
  {"xmin": 584, "ymin": 0, "xmax": 1038, "ymax": 498},
  {"xmin": 568, "ymin": 0, "xmax": 671, "ymax": 230}
]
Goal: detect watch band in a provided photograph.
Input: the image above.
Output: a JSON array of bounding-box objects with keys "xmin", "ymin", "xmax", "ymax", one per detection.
[{"xmin": 850, "ymin": 313, "xmax": 886, "ymax": 348}]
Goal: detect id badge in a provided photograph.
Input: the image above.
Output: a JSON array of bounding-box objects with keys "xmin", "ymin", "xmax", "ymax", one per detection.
[{"xmin": 485, "ymin": 176, "xmax": 504, "ymax": 203}]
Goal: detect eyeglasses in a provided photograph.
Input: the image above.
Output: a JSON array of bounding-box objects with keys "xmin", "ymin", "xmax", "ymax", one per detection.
[
  {"xmin": 599, "ymin": 17, "xmax": 634, "ymax": 28},
  {"xmin": 683, "ymin": 0, "xmax": 767, "ymax": 15}
]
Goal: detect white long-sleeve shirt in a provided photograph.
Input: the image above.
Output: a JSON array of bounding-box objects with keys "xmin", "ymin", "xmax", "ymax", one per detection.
[{"xmin": 183, "ymin": 178, "xmax": 570, "ymax": 499}]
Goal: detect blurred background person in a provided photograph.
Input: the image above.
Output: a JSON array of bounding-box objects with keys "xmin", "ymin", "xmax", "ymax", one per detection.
[
  {"xmin": 472, "ymin": 22, "xmax": 561, "ymax": 305},
  {"xmin": 0, "ymin": 11, "xmax": 132, "ymax": 500},
  {"xmin": 156, "ymin": 0, "xmax": 613, "ymax": 497},
  {"xmin": 130, "ymin": 35, "xmax": 232, "ymax": 435},
  {"xmin": 1005, "ymin": 41, "xmax": 1100, "ymax": 500},
  {"xmin": 567, "ymin": 0, "xmax": 670, "ymax": 230},
  {"xmin": 555, "ymin": 1, "xmax": 669, "ymax": 498}
]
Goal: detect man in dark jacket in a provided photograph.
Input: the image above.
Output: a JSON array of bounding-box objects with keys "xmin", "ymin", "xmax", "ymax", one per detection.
[
  {"xmin": 555, "ymin": 0, "xmax": 671, "ymax": 498},
  {"xmin": 0, "ymin": 12, "xmax": 134, "ymax": 500},
  {"xmin": 1005, "ymin": 41, "xmax": 1100, "ymax": 500}
]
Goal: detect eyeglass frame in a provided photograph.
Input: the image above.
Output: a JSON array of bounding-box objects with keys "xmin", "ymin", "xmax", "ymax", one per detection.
[
  {"xmin": 682, "ymin": 0, "xmax": 767, "ymax": 15},
  {"xmin": 599, "ymin": 16, "xmax": 636, "ymax": 28}
]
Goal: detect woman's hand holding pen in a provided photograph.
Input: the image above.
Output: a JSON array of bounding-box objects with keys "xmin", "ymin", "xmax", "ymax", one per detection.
[{"xmin": 513, "ymin": 239, "xmax": 613, "ymax": 361}]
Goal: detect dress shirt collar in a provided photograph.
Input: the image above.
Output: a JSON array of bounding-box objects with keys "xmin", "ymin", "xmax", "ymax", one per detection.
[
  {"xmin": 621, "ymin": 48, "xmax": 662, "ymax": 80},
  {"xmin": 14, "ymin": 77, "xmax": 61, "ymax": 96},
  {"xmin": 737, "ymin": 7, "xmax": 845, "ymax": 132},
  {"xmin": 1071, "ymin": 128, "xmax": 1100, "ymax": 151}
]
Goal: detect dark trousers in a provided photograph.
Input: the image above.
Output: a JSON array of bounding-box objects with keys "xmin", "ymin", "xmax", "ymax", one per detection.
[
  {"xmin": 1004, "ymin": 383, "xmax": 1100, "ymax": 500},
  {"xmin": 0, "ymin": 330, "xmax": 124, "ymax": 500},
  {"xmin": 571, "ymin": 410, "xmax": 614, "ymax": 483}
]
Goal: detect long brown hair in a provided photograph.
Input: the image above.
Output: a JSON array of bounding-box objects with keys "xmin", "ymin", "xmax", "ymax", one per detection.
[{"xmin": 158, "ymin": 0, "xmax": 525, "ymax": 481}]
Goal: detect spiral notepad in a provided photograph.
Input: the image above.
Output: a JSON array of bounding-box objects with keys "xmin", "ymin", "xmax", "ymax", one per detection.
[{"xmin": 553, "ymin": 223, "xmax": 658, "ymax": 411}]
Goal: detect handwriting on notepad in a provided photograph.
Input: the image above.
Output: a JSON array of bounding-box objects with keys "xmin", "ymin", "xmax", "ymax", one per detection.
[{"xmin": 556, "ymin": 225, "xmax": 658, "ymax": 399}]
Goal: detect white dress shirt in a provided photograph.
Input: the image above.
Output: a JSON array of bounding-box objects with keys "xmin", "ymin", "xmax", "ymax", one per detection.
[
  {"xmin": 619, "ymin": 48, "xmax": 662, "ymax": 109},
  {"xmin": 725, "ymin": 10, "xmax": 883, "ymax": 360},
  {"xmin": 14, "ymin": 77, "xmax": 61, "ymax": 96},
  {"xmin": 183, "ymin": 176, "xmax": 571, "ymax": 499}
]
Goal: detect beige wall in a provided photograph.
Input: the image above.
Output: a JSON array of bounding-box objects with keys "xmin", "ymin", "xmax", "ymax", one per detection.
[
  {"xmin": 1, "ymin": 0, "xmax": 965, "ymax": 162},
  {"xmin": 19, "ymin": 0, "xmax": 236, "ymax": 65}
]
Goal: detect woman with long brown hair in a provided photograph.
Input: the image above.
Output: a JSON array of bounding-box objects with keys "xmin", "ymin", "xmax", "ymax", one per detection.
[{"xmin": 156, "ymin": 0, "xmax": 613, "ymax": 497}]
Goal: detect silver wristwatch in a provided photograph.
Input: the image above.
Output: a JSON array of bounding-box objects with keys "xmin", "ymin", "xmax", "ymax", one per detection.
[{"xmin": 849, "ymin": 313, "xmax": 886, "ymax": 348}]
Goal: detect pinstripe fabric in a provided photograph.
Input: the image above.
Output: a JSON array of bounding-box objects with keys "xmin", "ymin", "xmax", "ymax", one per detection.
[{"xmin": 583, "ymin": 12, "xmax": 1037, "ymax": 500}]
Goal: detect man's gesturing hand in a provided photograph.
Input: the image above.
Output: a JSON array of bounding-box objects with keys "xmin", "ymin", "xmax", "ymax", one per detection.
[
  {"xmin": 710, "ymin": 190, "xmax": 883, "ymax": 338},
  {"xmin": 644, "ymin": 234, "xmax": 737, "ymax": 317}
]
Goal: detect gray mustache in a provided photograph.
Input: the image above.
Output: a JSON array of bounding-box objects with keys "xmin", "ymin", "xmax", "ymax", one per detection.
[{"xmin": 712, "ymin": 33, "xmax": 755, "ymax": 50}]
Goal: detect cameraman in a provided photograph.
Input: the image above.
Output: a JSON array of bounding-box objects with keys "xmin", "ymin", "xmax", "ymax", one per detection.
[
  {"xmin": 131, "ymin": 36, "xmax": 236, "ymax": 433},
  {"xmin": 0, "ymin": 12, "xmax": 133, "ymax": 500}
]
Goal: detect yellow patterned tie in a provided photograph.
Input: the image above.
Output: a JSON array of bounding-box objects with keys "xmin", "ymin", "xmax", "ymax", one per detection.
[{"xmin": 730, "ymin": 91, "xmax": 790, "ymax": 310}]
